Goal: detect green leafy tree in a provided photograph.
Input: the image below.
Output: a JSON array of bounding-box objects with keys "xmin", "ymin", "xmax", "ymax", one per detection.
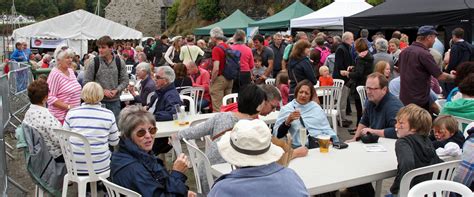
[
  {"xmin": 45, "ymin": 5, "xmax": 59, "ymax": 17},
  {"xmin": 197, "ymin": 0, "xmax": 219, "ymax": 21},
  {"xmin": 314, "ymin": 0, "xmax": 333, "ymax": 10},
  {"xmin": 74, "ymin": 0, "xmax": 87, "ymax": 10},
  {"xmin": 25, "ymin": 1, "xmax": 42, "ymax": 17},
  {"xmin": 367, "ymin": 0, "xmax": 384, "ymax": 6},
  {"xmin": 167, "ymin": 1, "xmax": 180, "ymax": 26}
]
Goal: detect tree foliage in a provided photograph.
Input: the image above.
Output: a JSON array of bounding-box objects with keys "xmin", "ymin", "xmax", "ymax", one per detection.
[
  {"xmin": 0, "ymin": 0, "xmax": 109, "ymax": 20},
  {"xmin": 197, "ymin": 0, "xmax": 220, "ymax": 21},
  {"xmin": 314, "ymin": 0, "xmax": 333, "ymax": 10},
  {"xmin": 367, "ymin": 0, "xmax": 384, "ymax": 6},
  {"xmin": 167, "ymin": 1, "xmax": 180, "ymax": 27}
]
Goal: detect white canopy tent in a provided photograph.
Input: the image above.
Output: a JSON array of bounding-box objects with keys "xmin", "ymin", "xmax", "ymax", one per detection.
[
  {"xmin": 12, "ymin": 9, "xmax": 143, "ymax": 57},
  {"xmin": 290, "ymin": 0, "xmax": 372, "ymax": 30}
]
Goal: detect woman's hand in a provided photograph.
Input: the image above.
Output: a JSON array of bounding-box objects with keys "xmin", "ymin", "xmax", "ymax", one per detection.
[
  {"xmin": 340, "ymin": 70, "xmax": 349, "ymax": 77},
  {"xmin": 173, "ymin": 153, "xmax": 189, "ymax": 173},
  {"xmin": 285, "ymin": 110, "xmax": 301, "ymax": 125}
]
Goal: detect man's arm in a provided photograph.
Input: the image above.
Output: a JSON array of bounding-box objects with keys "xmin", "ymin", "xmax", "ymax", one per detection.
[
  {"xmin": 211, "ymin": 61, "xmax": 219, "ymax": 82},
  {"xmin": 116, "ymin": 59, "xmax": 129, "ymax": 92},
  {"xmin": 263, "ymin": 49, "xmax": 274, "ymax": 77},
  {"xmin": 83, "ymin": 59, "xmax": 95, "ymax": 85},
  {"xmin": 437, "ymin": 72, "xmax": 455, "ymax": 82},
  {"xmin": 348, "ymin": 123, "xmax": 368, "ymax": 142}
]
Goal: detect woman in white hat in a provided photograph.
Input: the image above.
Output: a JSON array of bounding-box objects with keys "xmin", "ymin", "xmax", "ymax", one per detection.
[{"xmin": 209, "ymin": 119, "xmax": 309, "ymax": 197}]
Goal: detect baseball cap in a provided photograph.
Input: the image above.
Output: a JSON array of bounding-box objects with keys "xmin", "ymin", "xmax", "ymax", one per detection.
[{"xmin": 417, "ymin": 26, "xmax": 439, "ymax": 36}]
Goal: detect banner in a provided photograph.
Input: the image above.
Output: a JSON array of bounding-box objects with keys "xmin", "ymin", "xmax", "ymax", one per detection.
[{"xmin": 30, "ymin": 38, "xmax": 67, "ymax": 49}]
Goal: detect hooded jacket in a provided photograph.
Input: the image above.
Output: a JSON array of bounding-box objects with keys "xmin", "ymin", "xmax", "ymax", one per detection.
[
  {"xmin": 447, "ymin": 41, "xmax": 473, "ymax": 72},
  {"xmin": 110, "ymin": 138, "xmax": 188, "ymax": 197},
  {"xmin": 288, "ymin": 56, "xmax": 317, "ymax": 95},
  {"xmin": 148, "ymin": 83, "xmax": 182, "ymax": 121},
  {"xmin": 349, "ymin": 51, "xmax": 374, "ymax": 87},
  {"xmin": 390, "ymin": 134, "xmax": 443, "ymax": 194},
  {"xmin": 430, "ymin": 131, "xmax": 465, "ymax": 149},
  {"xmin": 441, "ymin": 98, "xmax": 474, "ymax": 120}
]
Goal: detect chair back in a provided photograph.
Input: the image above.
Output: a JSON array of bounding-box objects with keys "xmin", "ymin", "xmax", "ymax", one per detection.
[
  {"xmin": 222, "ymin": 93, "xmax": 238, "ymax": 106},
  {"xmin": 399, "ymin": 160, "xmax": 461, "ymax": 196},
  {"xmin": 179, "ymin": 95, "xmax": 196, "ymax": 115},
  {"xmin": 183, "ymin": 138, "xmax": 214, "ymax": 194},
  {"xmin": 316, "ymin": 86, "xmax": 339, "ymax": 113},
  {"xmin": 53, "ymin": 128, "xmax": 99, "ymax": 180},
  {"xmin": 407, "ymin": 180, "xmax": 473, "ymax": 197},
  {"xmin": 180, "ymin": 87, "xmax": 205, "ymax": 113},
  {"xmin": 265, "ymin": 78, "xmax": 276, "ymax": 86},
  {"xmin": 99, "ymin": 177, "xmax": 142, "ymax": 197},
  {"xmin": 435, "ymin": 99, "xmax": 446, "ymax": 110},
  {"xmin": 356, "ymin": 86, "xmax": 367, "ymax": 110},
  {"xmin": 453, "ymin": 116, "xmax": 473, "ymax": 138},
  {"xmin": 125, "ymin": 65, "xmax": 133, "ymax": 74},
  {"xmin": 333, "ymin": 79, "xmax": 345, "ymax": 89},
  {"xmin": 146, "ymin": 92, "xmax": 156, "ymax": 105}
]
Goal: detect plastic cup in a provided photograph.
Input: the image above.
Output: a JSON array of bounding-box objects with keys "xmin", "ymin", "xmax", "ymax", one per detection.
[
  {"xmin": 318, "ymin": 135, "xmax": 331, "ymax": 153},
  {"xmin": 299, "ymin": 128, "xmax": 307, "ymax": 147}
]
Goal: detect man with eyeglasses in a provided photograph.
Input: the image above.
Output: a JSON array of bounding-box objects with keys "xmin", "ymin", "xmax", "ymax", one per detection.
[
  {"xmin": 220, "ymin": 84, "xmax": 281, "ymax": 116},
  {"xmin": 346, "ymin": 72, "xmax": 404, "ymax": 142},
  {"xmin": 398, "ymin": 25, "xmax": 455, "ymax": 112}
]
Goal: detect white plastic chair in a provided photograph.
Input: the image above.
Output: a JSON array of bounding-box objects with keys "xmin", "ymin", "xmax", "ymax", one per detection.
[
  {"xmin": 265, "ymin": 78, "xmax": 276, "ymax": 86},
  {"xmin": 54, "ymin": 128, "xmax": 110, "ymax": 197},
  {"xmin": 183, "ymin": 138, "xmax": 214, "ymax": 194},
  {"xmin": 99, "ymin": 177, "xmax": 141, "ymax": 197},
  {"xmin": 316, "ymin": 86, "xmax": 340, "ymax": 135},
  {"xmin": 179, "ymin": 95, "xmax": 196, "ymax": 115},
  {"xmin": 408, "ymin": 180, "xmax": 473, "ymax": 197},
  {"xmin": 180, "ymin": 87, "xmax": 205, "ymax": 114},
  {"xmin": 222, "ymin": 93, "xmax": 238, "ymax": 106},
  {"xmin": 398, "ymin": 160, "xmax": 461, "ymax": 197},
  {"xmin": 453, "ymin": 116, "xmax": 473, "ymax": 138},
  {"xmin": 356, "ymin": 86, "xmax": 367, "ymax": 111},
  {"xmin": 332, "ymin": 79, "xmax": 345, "ymax": 126},
  {"xmin": 126, "ymin": 64, "xmax": 133, "ymax": 74}
]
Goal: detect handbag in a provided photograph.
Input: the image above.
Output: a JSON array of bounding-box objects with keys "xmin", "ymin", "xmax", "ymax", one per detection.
[{"xmin": 299, "ymin": 116, "xmax": 319, "ymax": 149}]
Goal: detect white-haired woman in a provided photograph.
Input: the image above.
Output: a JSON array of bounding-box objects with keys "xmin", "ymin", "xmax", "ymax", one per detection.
[
  {"xmin": 47, "ymin": 48, "xmax": 82, "ymax": 124},
  {"xmin": 128, "ymin": 62, "xmax": 156, "ymax": 106},
  {"xmin": 63, "ymin": 82, "xmax": 120, "ymax": 174}
]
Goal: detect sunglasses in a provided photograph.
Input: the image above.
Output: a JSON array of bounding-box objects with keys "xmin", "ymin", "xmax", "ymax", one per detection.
[{"xmin": 135, "ymin": 127, "xmax": 157, "ymax": 137}]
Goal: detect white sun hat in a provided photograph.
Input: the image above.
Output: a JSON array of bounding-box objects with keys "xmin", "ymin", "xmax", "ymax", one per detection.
[{"xmin": 217, "ymin": 119, "xmax": 283, "ymax": 167}]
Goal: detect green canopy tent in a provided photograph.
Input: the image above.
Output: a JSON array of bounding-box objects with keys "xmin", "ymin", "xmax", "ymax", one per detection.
[
  {"xmin": 194, "ymin": 9, "xmax": 255, "ymax": 36},
  {"xmin": 249, "ymin": 0, "xmax": 313, "ymax": 31}
]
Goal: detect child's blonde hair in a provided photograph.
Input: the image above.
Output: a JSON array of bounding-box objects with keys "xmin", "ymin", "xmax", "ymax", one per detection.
[
  {"xmin": 432, "ymin": 115, "xmax": 458, "ymax": 134},
  {"xmin": 396, "ymin": 104, "xmax": 432, "ymax": 136},
  {"xmin": 319, "ymin": 65, "xmax": 329, "ymax": 75}
]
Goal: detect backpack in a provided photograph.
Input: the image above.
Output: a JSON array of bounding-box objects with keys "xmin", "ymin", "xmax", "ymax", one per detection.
[
  {"xmin": 94, "ymin": 56, "xmax": 122, "ymax": 84},
  {"xmin": 315, "ymin": 46, "xmax": 331, "ymax": 66},
  {"xmin": 217, "ymin": 45, "xmax": 241, "ymax": 80}
]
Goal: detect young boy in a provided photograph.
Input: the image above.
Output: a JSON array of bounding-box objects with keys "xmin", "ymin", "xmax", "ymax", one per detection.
[
  {"xmin": 252, "ymin": 55, "xmax": 266, "ymax": 84},
  {"xmin": 318, "ymin": 65, "xmax": 334, "ymax": 86},
  {"xmin": 389, "ymin": 104, "xmax": 443, "ymax": 196},
  {"xmin": 430, "ymin": 115, "xmax": 465, "ymax": 149}
]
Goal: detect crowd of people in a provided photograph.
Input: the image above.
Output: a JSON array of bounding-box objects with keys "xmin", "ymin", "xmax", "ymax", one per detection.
[{"xmin": 10, "ymin": 23, "xmax": 474, "ymax": 196}]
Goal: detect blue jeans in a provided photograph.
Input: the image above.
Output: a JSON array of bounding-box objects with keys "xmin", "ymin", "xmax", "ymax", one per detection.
[
  {"xmin": 102, "ymin": 100, "xmax": 121, "ymax": 122},
  {"xmin": 198, "ymin": 99, "xmax": 210, "ymax": 112}
]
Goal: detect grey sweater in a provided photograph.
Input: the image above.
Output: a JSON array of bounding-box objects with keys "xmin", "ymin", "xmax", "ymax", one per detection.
[
  {"xmin": 83, "ymin": 56, "xmax": 129, "ymax": 101},
  {"xmin": 177, "ymin": 112, "xmax": 239, "ymax": 165}
]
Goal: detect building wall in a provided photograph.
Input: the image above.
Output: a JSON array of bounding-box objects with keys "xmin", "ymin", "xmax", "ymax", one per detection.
[{"xmin": 105, "ymin": 0, "xmax": 173, "ymax": 36}]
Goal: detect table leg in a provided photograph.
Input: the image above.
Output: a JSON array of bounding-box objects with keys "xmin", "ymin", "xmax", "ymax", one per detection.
[{"xmin": 375, "ymin": 180, "xmax": 383, "ymax": 197}]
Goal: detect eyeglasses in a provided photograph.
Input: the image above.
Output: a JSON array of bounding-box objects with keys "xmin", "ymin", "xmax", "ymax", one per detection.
[{"xmin": 135, "ymin": 127, "xmax": 157, "ymax": 137}]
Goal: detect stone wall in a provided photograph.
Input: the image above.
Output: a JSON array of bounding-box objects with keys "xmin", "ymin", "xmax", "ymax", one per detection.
[{"xmin": 105, "ymin": 0, "xmax": 174, "ymax": 37}]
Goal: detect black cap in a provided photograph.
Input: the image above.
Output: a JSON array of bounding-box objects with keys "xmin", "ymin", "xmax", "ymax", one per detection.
[{"xmin": 417, "ymin": 26, "xmax": 438, "ymax": 36}]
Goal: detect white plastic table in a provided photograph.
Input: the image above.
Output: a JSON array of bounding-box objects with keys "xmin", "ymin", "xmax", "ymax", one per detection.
[
  {"xmin": 211, "ymin": 138, "xmax": 398, "ymax": 196},
  {"xmin": 155, "ymin": 111, "xmax": 279, "ymax": 138}
]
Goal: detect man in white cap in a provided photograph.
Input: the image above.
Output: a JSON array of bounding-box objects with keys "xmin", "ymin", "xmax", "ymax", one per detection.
[{"xmin": 209, "ymin": 119, "xmax": 308, "ymax": 197}]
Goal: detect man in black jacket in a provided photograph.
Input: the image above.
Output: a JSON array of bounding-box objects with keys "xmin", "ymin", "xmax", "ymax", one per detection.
[
  {"xmin": 334, "ymin": 31, "xmax": 354, "ymax": 127},
  {"xmin": 445, "ymin": 27, "xmax": 474, "ymax": 95}
]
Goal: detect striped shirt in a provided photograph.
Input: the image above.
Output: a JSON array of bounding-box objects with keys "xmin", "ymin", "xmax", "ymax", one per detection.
[
  {"xmin": 64, "ymin": 104, "xmax": 120, "ymax": 174},
  {"xmin": 47, "ymin": 67, "xmax": 82, "ymax": 123},
  {"xmin": 454, "ymin": 136, "xmax": 474, "ymax": 189}
]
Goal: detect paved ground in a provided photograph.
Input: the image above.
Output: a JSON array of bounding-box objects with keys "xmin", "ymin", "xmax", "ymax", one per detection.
[{"xmin": 4, "ymin": 98, "xmax": 395, "ymax": 196}]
